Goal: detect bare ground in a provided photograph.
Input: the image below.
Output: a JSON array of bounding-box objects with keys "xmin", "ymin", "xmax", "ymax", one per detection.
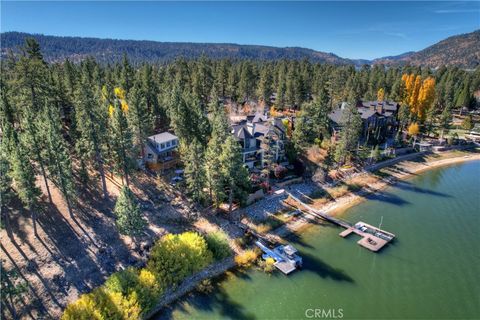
[{"xmin": 1, "ymin": 169, "xmax": 241, "ymax": 319}]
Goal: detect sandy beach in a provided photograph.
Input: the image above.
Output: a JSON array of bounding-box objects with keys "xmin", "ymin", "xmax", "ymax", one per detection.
[{"xmin": 271, "ymin": 149, "xmax": 480, "ymax": 237}]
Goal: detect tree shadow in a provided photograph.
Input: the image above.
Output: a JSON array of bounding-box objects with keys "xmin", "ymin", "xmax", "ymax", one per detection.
[
  {"xmin": 300, "ymin": 251, "xmax": 355, "ymax": 283},
  {"xmin": 0, "ymin": 243, "xmax": 50, "ymax": 318},
  {"xmin": 158, "ymin": 276, "xmax": 256, "ymax": 320},
  {"xmin": 394, "ymin": 180, "xmax": 451, "ymax": 198},
  {"xmin": 362, "ymin": 190, "xmax": 410, "ymax": 206}
]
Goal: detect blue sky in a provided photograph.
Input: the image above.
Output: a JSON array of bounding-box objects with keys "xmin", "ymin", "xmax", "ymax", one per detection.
[{"xmin": 1, "ymin": 1, "xmax": 479, "ymax": 59}]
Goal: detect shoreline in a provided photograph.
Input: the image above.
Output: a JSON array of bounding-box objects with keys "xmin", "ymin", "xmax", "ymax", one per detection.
[
  {"xmin": 273, "ymin": 150, "xmax": 480, "ymax": 237},
  {"xmin": 147, "ymin": 150, "xmax": 480, "ymax": 319}
]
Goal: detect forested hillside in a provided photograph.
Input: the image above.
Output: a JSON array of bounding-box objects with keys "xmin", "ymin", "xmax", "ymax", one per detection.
[
  {"xmin": 2, "ymin": 30, "xmax": 480, "ymax": 67},
  {"xmin": 0, "ymin": 32, "xmax": 352, "ymax": 65},
  {"xmin": 375, "ymin": 30, "xmax": 480, "ymax": 69}
]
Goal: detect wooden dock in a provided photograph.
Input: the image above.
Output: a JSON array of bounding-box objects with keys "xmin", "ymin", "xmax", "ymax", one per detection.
[
  {"xmin": 255, "ymin": 241, "xmax": 302, "ymax": 275},
  {"xmin": 285, "ymin": 192, "xmax": 395, "ymax": 252}
]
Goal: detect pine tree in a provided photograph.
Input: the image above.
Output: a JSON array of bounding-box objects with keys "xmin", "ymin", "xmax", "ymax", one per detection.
[
  {"xmin": 109, "ymin": 88, "xmax": 134, "ymax": 186},
  {"xmin": 75, "ymin": 68, "xmax": 109, "ymax": 200},
  {"xmin": 205, "ymin": 93, "xmax": 229, "ymax": 206},
  {"xmin": 292, "ymin": 86, "xmax": 330, "ymax": 149},
  {"xmin": 192, "ymin": 55, "xmax": 213, "ymax": 105},
  {"xmin": 334, "ymin": 102, "xmax": 363, "ymax": 164},
  {"xmin": 238, "ymin": 62, "xmax": 255, "ymax": 102},
  {"xmin": 257, "ymin": 66, "xmax": 273, "ymax": 104},
  {"xmin": 127, "ymin": 77, "xmax": 151, "ymax": 157},
  {"xmin": 43, "ymin": 101, "xmax": 76, "ymax": 218},
  {"xmin": 181, "ymin": 138, "xmax": 206, "ymax": 202},
  {"xmin": 11, "ymin": 38, "xmax": 53, "ymax": 203},
  {"xmin": 1, "ymin": 84, "xmax": 42, "ymax": 236},
  {"xmin": 114, "ymin": 186, "xmax": 145, "ymax": 237},
  {"xmin": 120, "ymin": 54, "xmax": 134, "ymax": 95},
  {"xmin": 220, "ymin": 136, "xmax": 250, "ymax": 212}
]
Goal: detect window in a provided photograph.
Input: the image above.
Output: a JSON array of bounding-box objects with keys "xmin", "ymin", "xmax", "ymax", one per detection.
[
  {"xmin": 147, "ymin": 153, "xmax": 153, "ymax": 159},
  {"xmin": 172, "ymin": 139, "xmax": 177, "ymax": 146},
  {"xmin": 160, "ymin": 143, "xmax": 165, "ymax": 149},
  {"xmin": 166, "ymin": 141, "xmax": 171, "ymax": 147}
]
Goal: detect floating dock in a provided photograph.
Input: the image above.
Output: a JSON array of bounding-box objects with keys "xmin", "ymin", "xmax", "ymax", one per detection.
[
  {"xmin": 255, "ymin": 241, "xmax": 302, "ymax": 275},
  {"xmin": 286, "ymin": 192, "xmax": 395, "ymax": 252}
]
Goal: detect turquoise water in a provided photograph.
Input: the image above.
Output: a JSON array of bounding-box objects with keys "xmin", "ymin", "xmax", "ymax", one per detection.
[{"xmin": 160, "ymin": 161, "xmax": 480, "ymax": 319}]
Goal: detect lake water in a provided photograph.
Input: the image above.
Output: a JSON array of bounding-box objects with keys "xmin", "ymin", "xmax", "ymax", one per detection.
[{"xmin": 160, "ymin": 161, "xmax": 480, "ymax": 320}]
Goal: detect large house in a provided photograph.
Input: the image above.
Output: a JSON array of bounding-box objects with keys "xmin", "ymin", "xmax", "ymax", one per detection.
[
  {"xmin": 231, "ymin": 113, "xmax": 287, "ymax": 169},
  {"xmin": 144, "ymin": 132, "xmax": 180, "ymax": 171},
  {"xmin": 328, "ymin": 100, "xmax": 399, "ymax": 142}
]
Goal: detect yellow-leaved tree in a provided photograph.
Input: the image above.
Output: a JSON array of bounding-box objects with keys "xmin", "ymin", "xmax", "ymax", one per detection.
[
  {"xmin": 401, "ymin": 74, "xmax": 435, "ymax": 122},
  {"xmin": 408, "ymin": 123, "xmax": 420, "ymax": 136},
  {"xmin": 377, "ymin": 88, "xmax": 385, "ymax": 102}
]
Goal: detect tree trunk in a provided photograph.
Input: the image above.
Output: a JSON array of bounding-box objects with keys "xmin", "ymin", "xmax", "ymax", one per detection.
[
  {"xmin": 39, "ymin": 162, "xmax": 53, "ymax": 204},
  {"xmin": 228, "ymin": 183, "xmax": 234, "ymax": 213},
  {"xmin": 2, "ymin": 277, "xmax": 18, "ymax": 319},
  {"xmin": 65, "ymin": 195, "xmax": 74, "ymax": 219},
  {"xmin": 2, "ymin": 207, "xmax": 14, "ymax": 239},
  {"xmin": 95, "ymin": 147, "xmax": 109, "ymax": 201},
  {"xmin": 31, "ymin": 206, "xmax": 38, "ymax": 238}
]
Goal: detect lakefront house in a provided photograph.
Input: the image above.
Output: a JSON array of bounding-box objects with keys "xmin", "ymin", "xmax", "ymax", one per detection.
[
  {"xmin": 144, "ymin": 132, "xmax": 180, "ymax": 171},
  {"xmin": 328, "ymin": 100, "xmax": 400, "ymax": 143},
  {"xmin": 231, "ymin": 113, "xmax": 287, "ymax": 169}
]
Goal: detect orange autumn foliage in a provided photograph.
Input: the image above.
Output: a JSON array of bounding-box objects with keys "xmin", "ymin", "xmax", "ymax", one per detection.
[
  {"xmin": 401, "ymin": 74, "xmax": 435, "ymax": 121},
  {"xmin": 408, "ymin": 123, "xmax": 420, "ymax": 136},
  {"xmin": 377, "ymin": 88, "xmax": 385, "ymax": 102}
]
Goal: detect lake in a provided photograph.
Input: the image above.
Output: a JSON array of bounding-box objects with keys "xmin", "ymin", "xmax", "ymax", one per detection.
[{"xmin": 160, "ymin": 161, "xmax": 480, "ymax": 320}]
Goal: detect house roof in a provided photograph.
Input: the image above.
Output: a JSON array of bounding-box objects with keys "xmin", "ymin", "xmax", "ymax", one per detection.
[
  {"xmin": 360, "ymin": 101, "xmax": 399, "ymax": 112},
  {"xmin": 148, "ymin": 132, "xmax": 178, "ymax": 144},
  {"xmin": 232, "ymin": 125, "xmax": 253, "ymax": 140}
]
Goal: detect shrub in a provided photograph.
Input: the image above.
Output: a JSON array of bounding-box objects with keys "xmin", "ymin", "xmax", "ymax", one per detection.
[
  {"xmin": 196, "ymin": 279, "xmax": 214, "ymax": 294},
  {"xmin": 147, "ymin": 231, "xmax": 213, "ymax": 286},
  {"xmin": 62, "ymin": 293, "xmax": 103, "ymax": 320},
  {"xmin": 263, "ymin": 257, "xmax": 275, "ymax": 273},
  {"xmin": 235, "ymin": 249, "xmax": 259, "ymax": 268},
  {"xmin": 205, "ymin": 231, "xmax": 232, "ymax": 260},
  {"xmin": 104, "ymin": 267, "xmax": 163, "ymax": 315},
  {"xmin": 62, "ymin": 287, "xmax": 141, "ymax": 320}
]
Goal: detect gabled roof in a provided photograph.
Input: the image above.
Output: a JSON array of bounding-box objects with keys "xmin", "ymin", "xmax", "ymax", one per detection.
[
  {"xmin": 232, "ymin": 125, "xmax": 253, "ymax": 140},
  {"xmin": 148, "ymin": 132, "xmax": 178, "ymax": 144}
]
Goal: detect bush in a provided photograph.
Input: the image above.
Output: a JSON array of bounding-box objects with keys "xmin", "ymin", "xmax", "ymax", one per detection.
[
  {"xmin": 196, "ymin": 279, "xmax": 214, "ymax": 294},
  {"xmin": 147, "ymin": 232, "xmax": 213, "ymax": 286},
  {"xmin": 205, "ymin": 231, "xmax": 232, "ymax": 260},
  {"xmin": 263, "ymin": 257, "xmax": 275, "ymax": 273},
  {"xmin": 104, "ymin": 267, "xmax": 163, "ymax": 315},
  {"xmin": 234, "ymin": 249, "xmax": 259, "ymax": 268},
  {"xmin": 62, "ymin": 287, "xmax": 141, "ymax": 320}
]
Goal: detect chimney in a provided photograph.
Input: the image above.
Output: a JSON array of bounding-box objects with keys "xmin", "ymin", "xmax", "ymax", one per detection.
[
  {"xmin": 247, "ymin": 122, "xmax": 255, "ymax": 135},
  {"xmin": 376, "ymin": 102, "xmax": 384, "ymax": 114}
]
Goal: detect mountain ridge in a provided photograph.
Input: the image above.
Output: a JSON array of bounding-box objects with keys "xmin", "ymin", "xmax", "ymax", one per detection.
[{"xmin": 1, "ymin": 30, "xmax": 479, "ymax": 68}]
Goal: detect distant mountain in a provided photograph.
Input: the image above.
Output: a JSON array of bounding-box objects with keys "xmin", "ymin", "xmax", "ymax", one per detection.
[
  {"xmin": 1, "ymin": 30, "xmax": 479, "ymax": 68},
  {"xmin": 374, "ymin": 30, "xmax": 480, "ymax": 69},
  {"xmin": 0, "ymin": 32, "xmax": 352, "ymax": 65}
]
